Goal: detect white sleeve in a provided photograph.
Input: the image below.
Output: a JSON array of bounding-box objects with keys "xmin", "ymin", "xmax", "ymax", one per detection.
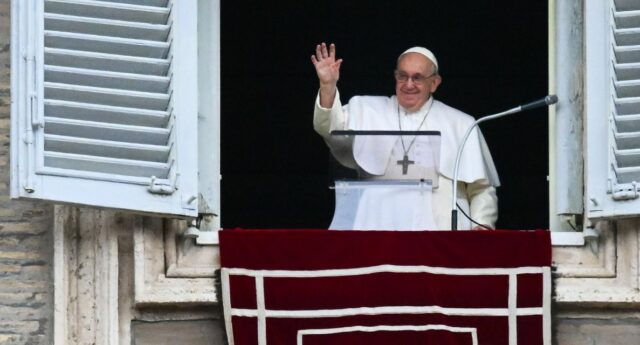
[
  {"xmin": 312, "ymin": 89, "xmax": 358, "ymax": 169},
  {"xmin": 467, "ymin": 180, "xmax": 498, "ymax": 229},
  {"xmin": 313, "ymin": 89, "xmax": 347, "ymax": 138}
]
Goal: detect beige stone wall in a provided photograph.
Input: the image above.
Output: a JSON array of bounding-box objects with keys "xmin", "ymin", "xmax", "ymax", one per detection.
[
  {"xmin": 1, "ymin": 1, "xmax": 639, "ymax": 344},
  {"xmin": 553, "ymin": 218, "xmax": 640, "ymax": 344},
  {"xmin": 0, "ymin": 2, "xmax": 223, "ymax": 344},
  {"xmin": 555, "ymin": 309, "xmax": 640, "ymax": 345},
  {"xmin": 0, "ymin": 1, "xmax": 54, "ymax": 344},
  {"xmin": 51, "ymin": 208, "xmax": 223, "ymax": 345}
]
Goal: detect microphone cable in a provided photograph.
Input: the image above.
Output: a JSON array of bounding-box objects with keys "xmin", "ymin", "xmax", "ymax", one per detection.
[{"xmin": 456, "ymin": 202, "xmax": 493, "ymax": 230}]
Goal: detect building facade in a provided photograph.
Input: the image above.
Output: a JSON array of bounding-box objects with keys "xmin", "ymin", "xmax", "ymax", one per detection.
[{"xmin": 1, "ymin": 0, "xmax": 640, "ymax": 344}]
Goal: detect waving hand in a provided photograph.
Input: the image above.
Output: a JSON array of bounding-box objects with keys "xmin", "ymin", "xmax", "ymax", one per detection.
[{"xmin": 311, "ymin": 43, "xmax": 342, "ymax": 107}]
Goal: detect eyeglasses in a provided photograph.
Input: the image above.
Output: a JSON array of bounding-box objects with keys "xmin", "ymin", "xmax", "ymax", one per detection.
[{"xmin": 394, "ymin": 70, "xmax": 437, "ymax": 85}]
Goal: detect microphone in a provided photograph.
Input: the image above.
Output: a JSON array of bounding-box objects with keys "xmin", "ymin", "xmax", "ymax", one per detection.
[
  {"xmin": 521, "ymin": 95, "xmax": 559, "ymax": 111},
  {"xmin": 450, "ymin": 95, "xmax": 558, "ymax": 231}
]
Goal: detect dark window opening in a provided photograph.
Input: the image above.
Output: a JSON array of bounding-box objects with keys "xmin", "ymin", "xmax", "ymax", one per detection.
[{"xmin": 221, "ymin": 1, "xmax": 549, "ymax": 229}]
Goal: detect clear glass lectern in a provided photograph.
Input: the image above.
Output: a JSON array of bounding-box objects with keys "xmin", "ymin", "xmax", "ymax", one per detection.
[{"xmin": 328, "ymin": 130, "xmax": 442, "ymax": 230}]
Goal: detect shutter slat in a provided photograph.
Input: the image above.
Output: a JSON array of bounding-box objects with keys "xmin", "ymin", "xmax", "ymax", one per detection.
[
  {"xmin": 45, "ymin": 65, "xmax": 170, "ymax": 93},
  {"xmin": 615, "ymin": 45, "xmax": 640, "ymax": 63},
  {"xmin": 45, "ymin": 82, "xmax": 169, "ymax": 110},
  {"xmin": 45, "ymin": 0, "xmax": 170, "ymax": 24},
  {"xmin": 45, "ymin": 30, "xmax": 170, "ymax": 58},
  {"xmin": 614, "ymin": 131, "xmax": 640, "ymax": 150},
  {"xmin": 614, "ymin": 0, "xmax": 640, "ymax": 12},
  {"xmin": 614, "ymin": 148, "xmax": 640, "ymax": 167},
  {"xmin": 45, "ymin": 48, "xmax": 169, "ymax": 76},
  {"xmin": 44, "ymin": 151, "xmax": 170, "ymax": 178},
  {"xmin": 44, "ymin": 117, "xmax": 170, "ymax": 145},
  {"xmin": 44, "ymin": 13, "xmax": 170, "ymax": 41},
  {"xmin": 45, "ymin": 134, "xmax": 170, "ymax": 162},
  {"xmin": 615, "ymin": 10, "xmax": 640, "ymax": 29},
  {"xmin": 613, "ymin": 165, "xmax": 640, "ymax": 183},
  {"xmin": 614, "ymin": 114, "xmax": 640, "ymax": 132},
  {"xmin": 614, "ymin": 96, "xmax": 640, "ymax": 115},
  {"xmin": 44, "ymin": 99, "xmax": 169, "ymax": 127},
  {"xmin": 39, "ymin": 167, "xmax": 154, "ymax": 185},
  {"xmin": 614, "ymin": 28, "xmax": 640, "ymax": 46},
  {"xmin": 614, "ymin": 62, "xmax": 640, "ymax": 80},
  {"xmin": 614, "ymin": 79, "xmax": 640, "ymax": 98},
  {"xmin": 103, "ymin": 0, "xmax": 169, "ymax": 8}
]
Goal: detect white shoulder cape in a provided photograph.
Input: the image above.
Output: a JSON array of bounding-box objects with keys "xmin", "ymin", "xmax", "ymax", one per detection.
[{"xmin": 344, "ymin": 95, "xmax": 500, "ymax": 186}]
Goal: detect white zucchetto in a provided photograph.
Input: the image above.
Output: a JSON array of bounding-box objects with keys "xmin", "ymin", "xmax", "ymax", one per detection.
[{"xmin": 400, "ymin": 47, "xmax": 439, "ymax": 71}]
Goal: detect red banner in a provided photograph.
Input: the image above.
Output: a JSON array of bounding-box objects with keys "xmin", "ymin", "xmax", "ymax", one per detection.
[{"xmin": 220, "ymin": 229, "xmax": 551, "ymax": 345}]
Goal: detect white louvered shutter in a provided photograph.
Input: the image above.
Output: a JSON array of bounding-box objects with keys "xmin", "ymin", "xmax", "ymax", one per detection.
[
  {"xmin": 585, "ymin": 0, "xmax": 640, "ymax": 219},
  {"xmin": 11, "ymin": 0, "xmax": 199, "ymax": 217}
]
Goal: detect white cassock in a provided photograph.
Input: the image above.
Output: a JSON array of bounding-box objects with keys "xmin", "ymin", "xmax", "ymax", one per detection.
[{"xmin": 314, "ymin": 90, "xmax": 500, "ymax": 230}]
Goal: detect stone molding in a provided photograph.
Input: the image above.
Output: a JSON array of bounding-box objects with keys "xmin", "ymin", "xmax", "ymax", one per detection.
[
  {"xmin": 133, "ymin": 218, "xmax": 217, "ymax": 306},
  {"xmin": 164, "ymin": 218, "xmax": 219, "ymax": 278},
  {"xmin": 553, "ymin": 219, "xmax": 640, "ymax": 305}
]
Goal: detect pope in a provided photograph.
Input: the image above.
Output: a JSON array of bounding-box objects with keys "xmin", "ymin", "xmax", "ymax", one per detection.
[{"xmin": 312, "ymin": 43, "xmax": 499, "ymax": 230}]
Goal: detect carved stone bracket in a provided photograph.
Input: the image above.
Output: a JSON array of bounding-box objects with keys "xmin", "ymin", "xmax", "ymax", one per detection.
[
  {"xmin": 553, "ymin": 221, "xmax": 616, "ymax": 278},
  {"xmin": 164, "ymin": 218, "xmax": 219, "ymax": 278},
  {"xmin": 554, "ymin": 219, "xmax": 640, "ymax": 305},
  {"xmin": 133, "ymin": 217, "xmax": 218, "ymax": 306}
]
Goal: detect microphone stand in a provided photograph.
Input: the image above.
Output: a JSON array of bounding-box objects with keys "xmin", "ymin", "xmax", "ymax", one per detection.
[{"xmin": 451, "ymin": 95, "xmax": 558, "ymax": 230}]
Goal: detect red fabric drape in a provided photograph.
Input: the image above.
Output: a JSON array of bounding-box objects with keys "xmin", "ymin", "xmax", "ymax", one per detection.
[{"xmin": 220, "ymin": 229, "xmax": 551, "ymax": 345}]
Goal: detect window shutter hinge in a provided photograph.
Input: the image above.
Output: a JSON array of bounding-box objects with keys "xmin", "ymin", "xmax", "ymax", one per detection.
[
  {"xmin": 148, "ymin": 176, "xmax": 176, "ymax": 195},
  {"xmin": 30, "ymin": 94, "xmax": 44, "ymax": 129},
  {"xmin": 611, "ymin": 182, "xmax": 639, "ymax": 201}
]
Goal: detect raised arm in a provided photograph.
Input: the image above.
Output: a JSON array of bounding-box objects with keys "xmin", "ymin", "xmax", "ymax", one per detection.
[{"xmin": 311, "ymin": 42, "xmax": 343, "ymax": 108}]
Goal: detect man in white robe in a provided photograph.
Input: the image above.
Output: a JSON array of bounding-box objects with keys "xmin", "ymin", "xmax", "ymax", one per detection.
[{"xmin": 311, "ymin": 43, "xmax": 499, "ymax": 230}]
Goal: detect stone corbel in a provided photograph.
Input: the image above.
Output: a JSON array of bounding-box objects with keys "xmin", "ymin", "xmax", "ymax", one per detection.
[
  {"xmin": 164, "ymin": 218, "xmax": 219, "ymax": 278},
  {"xmin": 133, "ymin": 217, "xmax": 218, "ymax": 306},
  {"xmin": 553, "ymin": 221, "xmax": 616, "ymax": 278},
  {"xmin": 554, "ymin": 219, "xmax": 640, "ymax": 305}
]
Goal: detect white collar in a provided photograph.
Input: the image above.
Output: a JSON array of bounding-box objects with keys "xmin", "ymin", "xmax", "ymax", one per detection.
[{"xmin": 397, "ymin": 96, "xmax": 435, "ymax": 117}]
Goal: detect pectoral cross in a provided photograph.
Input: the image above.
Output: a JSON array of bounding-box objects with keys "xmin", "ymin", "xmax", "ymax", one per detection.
[{"xmin": 397, "ymin": 154, "xmax": 415, "ymax": 175}]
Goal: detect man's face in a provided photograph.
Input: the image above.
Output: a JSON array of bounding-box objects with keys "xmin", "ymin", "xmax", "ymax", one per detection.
[{"xmin": 395, "ymin": 53, "xmax": 441, "ymax": 112}]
